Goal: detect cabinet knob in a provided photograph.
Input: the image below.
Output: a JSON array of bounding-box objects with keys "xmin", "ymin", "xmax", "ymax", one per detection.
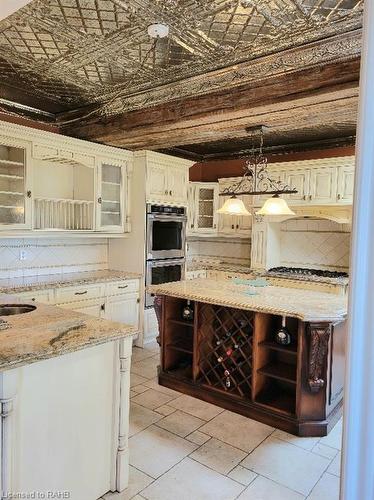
[
  {"xmin": 309, "ymin": 194, "xmax": 312, "ymax": 200},
  {"xmin": 164, "ymin": 190, "xmax": 168, "ymax": 195},
  {"xmin": 191, "ymin": 224, "xmax": 194, "ymax": 228},
  {"xmin": 213, "ymin": 224, "xmax": 216, "ymax": 229},
  {"xmin": 137, "ymin": 298, "xmax": 140, "ymax": 303},
  {"xmin": 337, "ymin": 193, "xmax": 342, "ymax": 200},
  {"xmin": 100, "ymin": 303, "xmax": 105, "ymax": 311},
  {"xmin": 97, "ymin": 197, "xmax": 102, "ymax": 204},
  {"xmin": 169, "ymin": 190, "xmax": 172, "ymax": 196},
  {"xmin": 231, "ymin": 224, "xmax": 235, "ymax": 229},
  {"xmin": 27, "ymin": 190, "xmax": 32, "ymax": 198},
  {"xmin": 303, "ymin": 195, "xmax": 306, "ymax": 200},
  {"xmin": 236, "ymin": 224, "xmax": 239, "ymax": 229}
]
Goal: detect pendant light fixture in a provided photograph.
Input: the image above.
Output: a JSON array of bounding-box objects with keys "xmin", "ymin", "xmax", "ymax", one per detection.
[
  {"xmin": 217, "ymin": 195, "xmax": 251, "ymax": 216},
  {"xmin": 217, "ymin": 126, "xmax": 297, "ymax": 217}
]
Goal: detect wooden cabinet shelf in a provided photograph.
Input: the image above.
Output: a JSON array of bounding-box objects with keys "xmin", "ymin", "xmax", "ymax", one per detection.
[
  {"xmin": 259, "ymin": 340, "xmax": 297, "ymax": 355},
  {"xmin": 257, "ymin": 362, "xmax": 297, "ymax": 384},
  {"xmin": 169, "ymin": 318, "xmax": 194, "ymax": 328},
  {"xmin": 255, "ymin": 383, "xmax": 296, "ymax": 416}
]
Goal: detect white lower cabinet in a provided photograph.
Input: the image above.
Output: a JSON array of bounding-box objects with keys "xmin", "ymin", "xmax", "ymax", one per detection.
[
  {"xmin": 14, "ymin": 279, "xmax": 140, "ymax": 327},
  {"xmin": 104, "ymin": 292, "xmax": 139, "ymax": 328}
]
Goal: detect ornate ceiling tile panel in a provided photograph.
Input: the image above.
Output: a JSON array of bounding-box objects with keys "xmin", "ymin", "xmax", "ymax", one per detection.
[{"xmin": 0, "ymin": 0, "xmax": 363, "ymax": 118}]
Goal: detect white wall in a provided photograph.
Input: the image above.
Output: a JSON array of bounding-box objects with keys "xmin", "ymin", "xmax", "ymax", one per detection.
[
  {"xmin": 187, "ymin": 236, "xmax": 251, "ymax": 266},
  {"xmin": 280, "ymin": 219, "xmax": 351, "ymax": 271},
  {"xmin": 0, "ymin": 237, "xmax": 108, "ymax": 279}
]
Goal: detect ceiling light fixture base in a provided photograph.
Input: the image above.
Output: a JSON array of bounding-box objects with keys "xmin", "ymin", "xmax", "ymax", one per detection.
[{"xmin": 148, "ymin": 23, "xmax": 169, "ymax": 39}]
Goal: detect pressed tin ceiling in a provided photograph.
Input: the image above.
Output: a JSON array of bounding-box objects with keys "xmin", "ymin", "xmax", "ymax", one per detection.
[{"xmin": 0, "ymin": 0, "xmax": 364, "ymax": 120}]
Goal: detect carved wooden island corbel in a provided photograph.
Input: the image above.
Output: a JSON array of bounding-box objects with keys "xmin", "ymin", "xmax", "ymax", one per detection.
[{"xmin": 149, "ymin": 278, "xmax": 347, "ymax": 436}]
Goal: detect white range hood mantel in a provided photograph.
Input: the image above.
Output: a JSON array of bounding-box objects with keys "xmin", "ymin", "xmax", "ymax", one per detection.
[{"xmin": 260, "ymin": 205, "xmax": 352, "ymax": 224}]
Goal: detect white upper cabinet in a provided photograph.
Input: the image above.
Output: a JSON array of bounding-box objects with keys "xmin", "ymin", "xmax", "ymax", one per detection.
[
  {"xmin": 337, "ymin": 164, "xmax": 355, "ymax": 203},
  {"xmin": 309, "ymin": 166, "xmax": 338, "ymax": 204},
  {"xmin": 145, "ymin": 151, "xmax": 192, "ymax": 206},
  {"xmin": 188, "ymin": 182, "xmax": 219, "ymax": 234},
  {"xmin": 97, "ymin": 160, "xmax": 128, "ymax": 232},
  {"xmin": 147, "ymin": 163, "xmax": 169, "ymax": 202},
  {"xmin": 0, "ymin": 120, "xmax": 133, "ymax": 235},
  {"xmin": 0, "ymin": 138, "xmax": 32, "ymax": 230},
  {"xmin": 284, "ymin": 168, "xmax": 310, "ymax": 204}
]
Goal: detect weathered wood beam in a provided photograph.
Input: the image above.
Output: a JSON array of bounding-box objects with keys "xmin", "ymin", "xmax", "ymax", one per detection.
[{"xmin": 63, "ymin": 57, "xmax": 360, "ymax": 150}]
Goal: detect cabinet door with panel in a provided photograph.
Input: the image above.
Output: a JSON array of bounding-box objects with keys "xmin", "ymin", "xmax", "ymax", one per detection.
[
  {"xmin": 309, "ymin": 167, "xmax": 338, "ymax": 204},
  {"xmin": 59, "ymin": 299, "xmax": 103, "ymax": 318},
  {"xmin": 168, "ymin": 166, "xmax": 188, "ymax": 205},
  {"xmin": 105, "ymin": 292, "xmax": 139, "ymax": 328},
  {"xmin": 146, "ymin": 163, "xmax": 168, "ymax": 203},
  {"xmin": 284, "ymin": 168, "xmax": 310, "ymax": 204},
  {"xmin": 0, "ymin": 137, "xmax": 32, "ymax": 229},
  {"xmin": 251, "ymin": 220, "xmax": 267, "ymax": 269},
  {"xmin": 97, "ymin": 160, "xmax": 126, "ymax": 232},
  {"xmin": 337, "ymin": 165, "xmax": 355, "ymax": 204}
]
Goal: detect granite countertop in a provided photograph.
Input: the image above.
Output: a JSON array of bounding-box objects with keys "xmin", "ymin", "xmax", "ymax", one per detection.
[
  {"xmin": 0, "ymin": 294, "xmax": 137, "ymax": 371},
  {"xmin": 0, "ymin": 269, "xmax": 142, "ymax": 294},
  {"xmin": 187, "ymin": 260, "xmax": 349, "ymax": 286},
  {"xmin": 149, "ymin": 278, "xmax": 347, "ymax": 322}
]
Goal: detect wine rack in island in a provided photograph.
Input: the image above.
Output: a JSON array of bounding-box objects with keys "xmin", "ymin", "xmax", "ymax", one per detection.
[{"xmin": 157, "ymin": 295, "xmax": 346, "ymax": 437}]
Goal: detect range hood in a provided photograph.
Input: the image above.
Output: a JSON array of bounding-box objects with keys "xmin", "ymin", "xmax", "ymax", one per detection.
[{"xmin": 263, "ymin": 205, "xmax": 352, "ymax": 224}]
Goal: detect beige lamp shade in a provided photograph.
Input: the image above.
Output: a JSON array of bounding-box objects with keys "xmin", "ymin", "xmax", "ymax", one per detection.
[
  {"xmin": 256, "ymin": 195, "xmax": 295, "ymax": 216},
  {"xmin": 217, "ymin": 196, "xmax": 251, "ymax": 216}
]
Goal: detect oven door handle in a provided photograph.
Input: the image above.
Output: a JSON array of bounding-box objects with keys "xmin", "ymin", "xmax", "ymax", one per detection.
[{"xmin": 147, "ymin": 214, "xmax": 187, "ymax": 221}]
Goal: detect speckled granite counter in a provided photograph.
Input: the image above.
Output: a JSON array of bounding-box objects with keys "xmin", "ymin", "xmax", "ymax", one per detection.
[
  {"xmin": 149, "ymin": 278, "xmax": 347, "ymax": 322},
  {"xmin": 0, "ymin": 269, "xmax": 141, "ymax": 294},
  {"xmin": 0, "ymin": 294, "xmax": 137, "ymax": 370},
  {"xmin": 187, "ymin": 260, "xmax": 349, "ymax": 286}
]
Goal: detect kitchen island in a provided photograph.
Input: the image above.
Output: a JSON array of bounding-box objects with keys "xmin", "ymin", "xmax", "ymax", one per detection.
[
  {"xmin": 0, "ymin": 294, "xmax": 137, "ymax": 500},
  {"xmin": 150, "ymin": 278, "xmax": 347, "ymax": 437}
]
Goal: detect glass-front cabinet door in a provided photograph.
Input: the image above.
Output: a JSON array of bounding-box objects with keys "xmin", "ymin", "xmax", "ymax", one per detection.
[
  {"xmin": 0, "ymin": 139, "xmax": 31, "ymax": 229},
  {"xmin": 195, "ymin": 184, "xmax": 218, "ymax": 233},
  {"xmin": 97, "ymin": 160, "xmax": 126, "ymax": 232}
]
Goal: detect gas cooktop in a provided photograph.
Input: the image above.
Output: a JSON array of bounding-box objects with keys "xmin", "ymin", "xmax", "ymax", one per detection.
[{"xmin": 267, "ymin": 267, "xmax": 349, "ymax": 279}]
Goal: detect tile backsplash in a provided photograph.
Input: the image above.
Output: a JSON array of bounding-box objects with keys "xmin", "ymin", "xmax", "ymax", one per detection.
[
  {"xmin": 187, "ymin": 236, "xmax": 251, "ymax": 266},
  {"xmin": 280, "ymin": 219, "xmax": 351, "ymax": 270},
  {"xmin": 0, "ymin": 238, "xmax": 108, "ymax": 279}
]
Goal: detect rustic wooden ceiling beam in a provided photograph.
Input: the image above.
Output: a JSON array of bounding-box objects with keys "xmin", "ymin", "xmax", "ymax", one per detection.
[{"xmin": 63, "ymin": 57, "xmax": 359, "ymax": 151}]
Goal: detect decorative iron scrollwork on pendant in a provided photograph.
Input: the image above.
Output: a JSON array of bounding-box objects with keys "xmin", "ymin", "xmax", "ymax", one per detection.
[{"xmin": 308, "ymin": 323, "xmax": 331, "ymax": 393}]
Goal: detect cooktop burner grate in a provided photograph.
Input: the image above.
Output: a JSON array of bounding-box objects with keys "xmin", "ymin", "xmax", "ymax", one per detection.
[{"xmin": 267, "ymin": 267, "xmax": 349, "ymax": 278}]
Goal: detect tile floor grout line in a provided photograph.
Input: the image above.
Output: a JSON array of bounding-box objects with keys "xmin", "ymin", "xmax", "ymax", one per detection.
[{"xmin": 186, "ymin": 455, "xmax": 247, "ymax": 490}]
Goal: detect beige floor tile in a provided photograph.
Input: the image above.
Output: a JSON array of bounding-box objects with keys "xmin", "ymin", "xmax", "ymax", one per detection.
[
  {"xmin": 272, "ymin": 429, "xmax": 320, "ymax": 451},
  {"xmin": 143, "ymin": 341, "xmax": 159, "ymax": 353},
  {"xmin": 132, "ymin": 347, "xmax": 157, "ymax": 363},
  {"xmin": 131, "ymin": 357, "xmax": 160, "ymax": 380},
  {"xmin": 241, "ymin": 436, "xmax": 330, "ymax": 496},
  {"xmin": 156, "ymin": 410, "xmax": 205, "ymax": 437},
  {"xmin": 143, "ymin": 378, "xmax": 181, "ymax": 397},
  {"xmin": 130, "ymin": 373, "xmax": 148, "ymax": 388},
  {"xmin": 129, "ymin": 402, "xmax": 163, "ymax": 437},
  {"xmin": 102, "ymin": 466, "xmax": 153, "ymax": 499},
  {"xmin": 186, "ymin": 430, "xmax": 211, "ymax": 446},
  {"xmin": 199, "ymin": 410, "xmax": 273, "ymax": 452},
  {"xmin": 141, "ymin": 457, "xmax": 244, "ymax": 500},
  {"xmin": 227, "ymin": 465, "xmax": 257, "ymax": 486},
  {"xmin": 327, "ymin": 452, "xmax": 341, "ymax": 477},
  {"xmin": 132, "ymin": 384, "xmax": 150, "ymax": 394},
  {"xmin": 319, "ymin": 419, "xmax": 343, "ymax": 450},
  {"xmin": 129, "ymin": 425, "xmax": 198, "ymax": 478},
  {"xmin": 237, "ymin": 475, "xmax": 304, "ymax": 499},
  {"xmin": 312, "ymin": 442, "xmax": 339, "ymax": 460},
  {"xmin": 132, "ymin": 389, "xmax": 175, "ymax": 410},
  {"xmin": 168, "ymin": 394, "xmax": 224, "ymax": 421},
  {"xmin": 308, "ymin": 472, "xmax": 340, "ymax": 500},
  {"xmin": 155, "ymin": 405, "xmax": 176, "ymax": 417},
  {"xmin": 190, "ymin": 438, "xmax": 247, "ymax": 475}
]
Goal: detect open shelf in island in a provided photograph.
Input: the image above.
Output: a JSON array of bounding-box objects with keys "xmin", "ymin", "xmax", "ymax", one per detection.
[{"xmin": 156, "ymin": 295, "xmax": 347, "ymax": 437}]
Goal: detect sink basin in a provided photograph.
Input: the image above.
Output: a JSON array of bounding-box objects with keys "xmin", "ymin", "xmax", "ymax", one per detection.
[{"xmin": 0, "ymin": 304, "xmax": 37, "ymax": 316}]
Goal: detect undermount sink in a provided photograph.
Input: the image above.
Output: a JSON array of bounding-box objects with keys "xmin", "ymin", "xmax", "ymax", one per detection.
[{"xmin": 0, "ymin": 304, "xmax": 37, "ymax": 316}]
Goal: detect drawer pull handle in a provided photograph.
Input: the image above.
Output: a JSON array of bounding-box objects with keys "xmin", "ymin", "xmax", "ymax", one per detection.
[
  {"xmin": 74, "ymin": 290, "xmax": 88, "ymax": 295},
  {"xmin": 118, "ymin": 285, "xmax": 129, "ymax": 289}
]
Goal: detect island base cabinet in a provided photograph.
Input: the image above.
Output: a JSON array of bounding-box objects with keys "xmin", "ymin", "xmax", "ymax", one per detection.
[
  {"xmin": 157, "ymin": 296, "xmax": 346, "ymax": 437},
  {"xmin": 0, "ymin": 337, "xmax": 132, "ymax": 500}
]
